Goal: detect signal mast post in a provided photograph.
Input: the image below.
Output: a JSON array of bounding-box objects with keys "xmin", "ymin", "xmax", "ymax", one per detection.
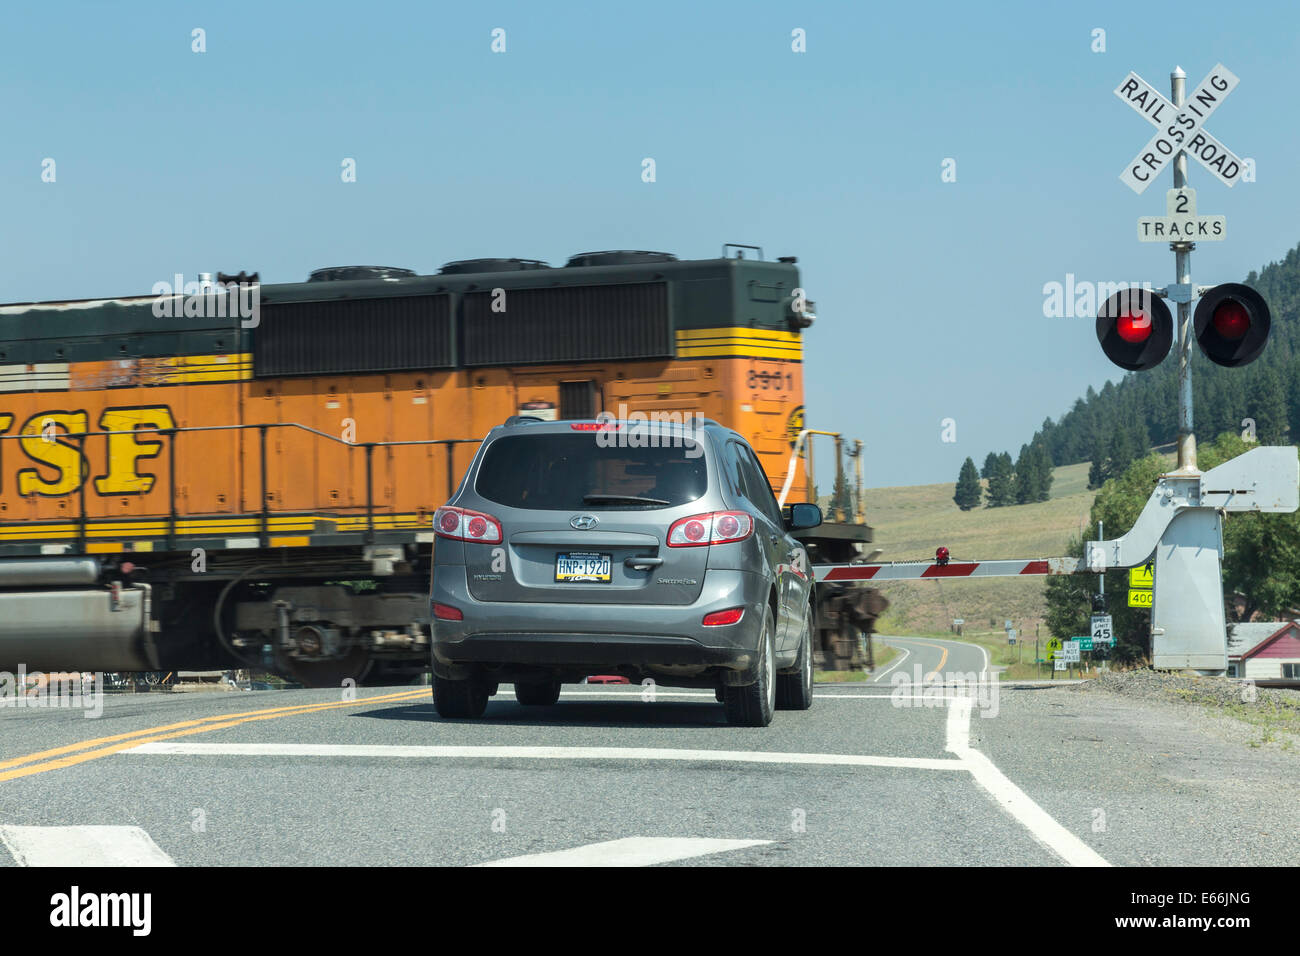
[
  {"xmin": 1088, "ymin": 62, "xmax": 1298, "ymax": 672},
  {"xmin": 1171, "ymin": 67, "xmax": 1197, "ymax": 474}
]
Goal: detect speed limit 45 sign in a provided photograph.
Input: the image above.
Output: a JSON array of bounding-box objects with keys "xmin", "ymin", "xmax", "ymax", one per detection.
[{"xmin": 1091, "ymin": 614, "xmax": 1114, "ymax": 646}]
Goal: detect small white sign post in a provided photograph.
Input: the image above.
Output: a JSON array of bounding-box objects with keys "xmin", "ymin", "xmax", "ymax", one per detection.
[{"xmin": 1137, "ymin": 188, "xmax": 1225, "ymax": 242}]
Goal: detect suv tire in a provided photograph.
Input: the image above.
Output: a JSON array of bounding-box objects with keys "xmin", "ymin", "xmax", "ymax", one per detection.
[
  {"xmin": 776, "ymin": 601, "xmax": 815, "ymax": 710},
  {"xmin": 514, "ymin": 680, "xmax": 562, "ymax": 706},
  {"xmin": 723, "ymin": 605, "xmax": 776, "ymax": 727},
  {"xmin": 433, "ymin": 675, "xmax": 489, "ymax": 718}
]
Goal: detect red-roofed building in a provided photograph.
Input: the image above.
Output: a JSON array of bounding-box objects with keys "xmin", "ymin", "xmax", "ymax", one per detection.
[{"xmin": 1227, "ymin": 621, "xmax": 1300, "ymax": 680}]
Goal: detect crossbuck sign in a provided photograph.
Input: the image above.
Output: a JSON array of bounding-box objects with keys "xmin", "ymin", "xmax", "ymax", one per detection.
[{"xmin": 1115, "ymin": 64, "xmax": 1242, "ymax": 193}]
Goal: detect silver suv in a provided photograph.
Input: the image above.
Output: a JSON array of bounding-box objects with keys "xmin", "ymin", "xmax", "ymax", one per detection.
[{"xmin": 429, "ymin": 416, "xmax": 821, "ymax": 726}]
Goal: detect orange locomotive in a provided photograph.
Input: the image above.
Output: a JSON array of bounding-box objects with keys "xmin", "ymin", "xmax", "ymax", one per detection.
[{"xmin": 0, "ymin": 246, "xmax": 831, "ymax": 685}]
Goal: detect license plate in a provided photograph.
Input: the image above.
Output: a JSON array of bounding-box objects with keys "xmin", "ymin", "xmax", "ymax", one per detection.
[{"xmin": 555, "ymin": 552, "xmax": 612, "ymax": 583}]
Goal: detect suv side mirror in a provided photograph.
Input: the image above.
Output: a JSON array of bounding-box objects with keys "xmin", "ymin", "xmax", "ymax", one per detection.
[{"xmin": 784, "ymin": 502, "xmax": 822, "ymax": 531}]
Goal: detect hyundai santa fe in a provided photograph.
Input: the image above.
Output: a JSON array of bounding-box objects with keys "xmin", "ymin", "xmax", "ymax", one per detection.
[{"xmin": 428, "ymin": 416, "xmax": 822, "ymax": 726}]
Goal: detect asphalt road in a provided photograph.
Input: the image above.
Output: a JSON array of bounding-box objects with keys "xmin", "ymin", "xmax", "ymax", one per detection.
[
  {"xmin": 867, "ymin": 634, "xmax": 990, "ymax": 685},
  {"xmin": 0, "ymin": 641, "xmax": 1294, "ymax": 867}
]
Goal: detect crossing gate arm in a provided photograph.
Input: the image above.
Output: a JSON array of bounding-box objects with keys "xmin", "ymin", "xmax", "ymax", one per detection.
[
  {"xmin": 813, "ymin": 557, "xmax": 1082, "ymax": 583},
  {"xmin": 1084, "ymin": 445, "xmax": 1299, "ymax": 572}
]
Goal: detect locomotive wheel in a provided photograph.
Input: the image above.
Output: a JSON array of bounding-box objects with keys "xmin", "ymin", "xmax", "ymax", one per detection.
[{"xmin": 274, "ymin": 646, "xmax": 373, "ymax": 689}]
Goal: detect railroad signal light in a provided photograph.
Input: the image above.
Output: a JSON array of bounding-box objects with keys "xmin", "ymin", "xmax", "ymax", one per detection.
[
  {"xmin": 1095, "ymin": 289, "xmax": 1174, "ymax": 371},
  {"xmin": 935, "ymin": 546, "xmax": 950, "ymax": 566},
  {"xmin": 1193, "ymin": 283, "xmax": 1271, "ymax": 368}
]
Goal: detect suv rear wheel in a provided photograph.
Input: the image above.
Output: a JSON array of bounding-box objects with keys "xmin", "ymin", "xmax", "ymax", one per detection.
[
  {"xmin": 433, "ymin": 675, "xmax": 490, "ymax": 718},
  {"xmin": 722, "ymin": 605, "xmax": 776, "ymax": 727},
  {"xmin": 514, "ymin": 680, "xmax": 562, "ymax": 706},
  {"xmin": 776, "ymin": 601, "xmax": 815, "ymax": 710}
]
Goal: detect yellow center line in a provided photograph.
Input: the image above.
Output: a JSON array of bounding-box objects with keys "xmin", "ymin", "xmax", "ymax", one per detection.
[
  {"xmin": 895, "ymin": 638, "xmax": 950, "ymax": 678},
  {"xmin": 0, "ymin": 688, "xmax": 428, "ymax": 781}
]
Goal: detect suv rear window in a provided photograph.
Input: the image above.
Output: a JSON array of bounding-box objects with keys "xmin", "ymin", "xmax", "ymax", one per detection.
[{"xmin": 475, "ymin": 433, "xmax": 708, "ymax": 510}]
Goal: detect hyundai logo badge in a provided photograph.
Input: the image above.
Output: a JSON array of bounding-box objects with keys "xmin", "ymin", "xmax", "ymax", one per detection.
[{"xmin": 570, "ymin": 514, "xmax": 599, "ymax": 530}]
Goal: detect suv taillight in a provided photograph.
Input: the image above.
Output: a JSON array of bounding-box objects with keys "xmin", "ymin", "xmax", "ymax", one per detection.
[
  {"xmin": 666, "ymin": 511, "xmax": 754, "ymax": 547},
  {"xmin": 433, "ymin": 506, "xmax": 503, "ymax": 544}
]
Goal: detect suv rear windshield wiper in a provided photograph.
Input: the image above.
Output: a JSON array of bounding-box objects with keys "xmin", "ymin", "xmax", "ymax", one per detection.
[{"xmin": 582, "ymin": 494, "xmax": 670, "ymax": 506}]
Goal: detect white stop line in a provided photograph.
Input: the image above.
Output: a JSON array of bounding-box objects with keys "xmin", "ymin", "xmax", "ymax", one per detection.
[{"xmin": 122, "ymin": 703, "xmax": 1112, "ymax": 868}]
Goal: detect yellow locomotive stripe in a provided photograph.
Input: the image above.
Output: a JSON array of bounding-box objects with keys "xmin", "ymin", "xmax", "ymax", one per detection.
[
  {"xmin": 676, "ymin": 327, "xmax": 802, "ymax": 343},
  {"xmin": 676, "ymin": 344, "xmax": 802, "ymax": 359},
  {"xmin": 675, "ymin": 327, "xmax": 803, "ymax": 360},
  {"xmin": 154, "ymin": 353, "xmax": 253, "ymax": 384}
]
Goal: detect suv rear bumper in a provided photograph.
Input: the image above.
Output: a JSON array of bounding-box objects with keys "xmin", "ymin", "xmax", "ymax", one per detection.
[{"xmin": 431, "ymin": 567, "xmax": 768, "ymax": 675}]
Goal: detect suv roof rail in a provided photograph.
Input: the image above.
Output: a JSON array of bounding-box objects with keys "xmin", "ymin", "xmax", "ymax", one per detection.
[{"xmin": 502, "ymin": 415, "xmax": 549, "ymax": 427}]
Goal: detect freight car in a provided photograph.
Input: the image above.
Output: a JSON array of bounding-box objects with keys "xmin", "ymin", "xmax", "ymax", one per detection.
[{"xmin": 0, "ymin": 245, "xmax": 879, "ymax": 685}]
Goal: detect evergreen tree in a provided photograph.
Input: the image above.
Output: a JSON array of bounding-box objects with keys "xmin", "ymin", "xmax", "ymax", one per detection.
[
  {"xmin": 985, "ymin": 452, "xmax": 1015, "ymax": 507},
  {"xmin": 1286, "ymin": 357, "xmax": 1300, "ymax": 438},
  {"xmin": 1107, "ymin": 425, "xmax": 1139, "ymax": 481},
  {"xmin": 1013, "ymin": 444, "xmax": 1034, "ymax": 504},
  {"xmin": 1087, "ymin": 432, "xmax": 1108, "ymax": 490},
  {"xmin": 1088, "ymin": 456, "xmax": 1105, "ymax": 490},
  {"xmin": 980, "ymin": 452, "xmax": 998, "ymax": 480},
  {"xmin": 953, "ymin": 457, "xmax": 982, "ymax": 511},
  {"xmin": 1031, "ymin": 440, "xmax": 1054, "ymax": 501},
  {"xmin": 1248, "ymin": 366, "xmax": 1289, "ymax": 444}
]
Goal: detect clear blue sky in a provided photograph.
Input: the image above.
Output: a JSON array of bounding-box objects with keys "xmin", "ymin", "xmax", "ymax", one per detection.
[{"xmin": 2, "ymin": 0, "xmax": 1296, "ymax": 486}]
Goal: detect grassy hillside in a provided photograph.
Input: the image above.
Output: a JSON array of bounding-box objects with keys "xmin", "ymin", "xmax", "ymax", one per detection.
[{"xmin": 864, "ymin": 460, "xmax": 1135, "ymax": 640}]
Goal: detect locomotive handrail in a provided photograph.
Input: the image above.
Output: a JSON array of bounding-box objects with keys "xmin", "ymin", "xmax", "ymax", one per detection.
[
  {"xmin": 0, "ymin": 420, "xmax": 479, "ymax": 447},
  {"xmin": 0, "ymin": 422, "xmax": 484, "ymax": 550}
]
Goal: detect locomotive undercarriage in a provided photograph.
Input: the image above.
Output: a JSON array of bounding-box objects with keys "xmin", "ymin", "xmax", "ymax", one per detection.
[{"xmin": 0, "ymin": 547, "xmax": 435, "ymax": 689}]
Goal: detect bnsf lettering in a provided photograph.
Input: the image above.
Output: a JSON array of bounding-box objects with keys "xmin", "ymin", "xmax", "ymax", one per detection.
[{"xmin": 0, "ymin": 405, "xmax": 175, "ymax": 498}]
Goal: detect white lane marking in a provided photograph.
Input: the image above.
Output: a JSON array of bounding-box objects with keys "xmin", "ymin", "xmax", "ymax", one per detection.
[
  {"xmin": 477, "ymin": 836, "xmax": 770, "ymax": 867},
  {"xmin": 124, "ymin": 742, "xmax": 965, "ymax": 771},
  {"xmin": 944, "ymin": 697, "xmax": 1110, "ymax": 868},
  {"xmin": 869, "ymin": 642, "xmax": 911, "ymax": 683},
  {"xmin": 0, "ymin": 825, "xmax": 175, "ymax": 867}
]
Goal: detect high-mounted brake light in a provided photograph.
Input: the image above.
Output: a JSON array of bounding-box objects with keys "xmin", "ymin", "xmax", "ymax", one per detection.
[
  {"xmin": 570, "ymin": 422, "xmax": 622, "ymax": 431},
  {"xmin": 667, "ymin": 511, "xmax": 754, "ymax": 547},
  {"xmin": 432, "ymin": 506, "xmax": 503, "ymax": 544}
]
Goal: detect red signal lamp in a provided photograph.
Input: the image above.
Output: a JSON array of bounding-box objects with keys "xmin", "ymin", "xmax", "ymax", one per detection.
[
  {"xmin": 1211, "ymin": 299, "xmax": 1249, "ymax": 339},
  {"xmin": 1194, "ymin": 283, "xmax": 1270, "ymax": 368},
  {"xmin": 1096, "ymin": 289, "xmax": 1173, "ymax": 371},
  {"xmin": 935, "ymin": 547, "xmax": 950, "ymax": 566},
  {"xmin": 1116, "ymin": 311, "xmax": 1152, "ymax": 343}
]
